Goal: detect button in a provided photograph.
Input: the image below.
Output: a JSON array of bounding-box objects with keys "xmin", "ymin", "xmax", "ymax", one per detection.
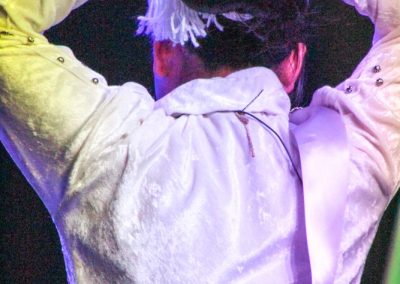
[
  {"xmin": 27, "ymin": 36, "xmax": 35, "ymax": 44},
  {"xmin": 345, "ymin": 86, "xmax": 353, "ymax": 94},
  {"xmin": 92, "ymin": 78, "xmax": 100, "ymax": 85},
  {"xmin": 57, "ymin": 57, "xmax": 65, "ymax": 63},
  {"xmin": 373, "ymin": 65, "xmax": 381, "ymax": 73},
  {"xmin": 376, "ymin": 78, "xmax": 384, "ymax": 86}
]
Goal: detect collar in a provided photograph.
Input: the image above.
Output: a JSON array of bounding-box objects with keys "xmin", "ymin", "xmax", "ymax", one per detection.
[{"xmin": 154, "ymin": 67, "xmax": 290, "ymax": 116}]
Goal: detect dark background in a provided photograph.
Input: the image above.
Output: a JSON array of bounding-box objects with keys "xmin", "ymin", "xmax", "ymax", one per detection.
[{"xmin": 1, "ymin": 0, "xmax": 399, "ymax": 283}]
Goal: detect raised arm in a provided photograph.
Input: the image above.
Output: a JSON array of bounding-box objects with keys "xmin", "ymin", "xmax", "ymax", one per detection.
[
  {"xmin": 320, "ymin": 0, "xmax": 399, "ymax": 282},
  {"xmin": 317, "ymin": 0, "xmax": 400, "ymax": 196},
  {"xmin": 0, "ymin": 0, "xmax": 89, "ymax": 34},
  {"xmin": 0, "ymin": 0, "xmax": 154, "ymax": 214},
  {"xmin": 290, "ymin": 1, "xmax": 400, "ymax": 282}
]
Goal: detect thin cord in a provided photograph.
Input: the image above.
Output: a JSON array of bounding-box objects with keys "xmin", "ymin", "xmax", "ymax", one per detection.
[
  {"xmin": 241, "ymin": 89, "xmax": 264, "ymax": 112},
  {"xmin": 237, "ymin": 110, "xmax": 303, "ymax": 184}
]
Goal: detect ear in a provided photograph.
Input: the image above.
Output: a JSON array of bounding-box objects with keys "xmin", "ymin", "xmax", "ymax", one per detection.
[
  {"xmin": 153, "ymin": 40, "xmax": 176, "ymax": 77},
  {"xmin": 273, "ymin": 43, "xmax": 307, "ymax": 93}
]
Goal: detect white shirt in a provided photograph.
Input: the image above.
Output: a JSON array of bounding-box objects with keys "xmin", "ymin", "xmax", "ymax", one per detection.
[{"xmin": 0, "ymin": 0, "xmax": 399, "ymax": 283}]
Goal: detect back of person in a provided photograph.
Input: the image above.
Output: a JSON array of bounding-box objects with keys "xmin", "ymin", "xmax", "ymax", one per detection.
[
  {"xmin": 57, "ymin": 67, "xmax": 309, "ymax": 282},
  {"xmin": 0, "ymin": 0, "xmax": 399, "ymax": 283}
]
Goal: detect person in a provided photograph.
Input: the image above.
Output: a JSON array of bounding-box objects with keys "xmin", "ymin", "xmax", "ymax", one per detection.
[{"xmin": 0, "ymin": 0, "xmax": 398, "ymax": 283}]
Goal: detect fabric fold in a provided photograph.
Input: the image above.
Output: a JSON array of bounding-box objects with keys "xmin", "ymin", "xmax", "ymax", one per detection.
[{"xmin": 291, "ymin": 107, "xmax": 350, "ymax": 283}]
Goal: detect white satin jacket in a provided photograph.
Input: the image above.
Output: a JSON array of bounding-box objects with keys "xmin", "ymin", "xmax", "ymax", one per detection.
[{"xmin": 0, "ymin": 0, "xmax": 399, "ymax": 283}]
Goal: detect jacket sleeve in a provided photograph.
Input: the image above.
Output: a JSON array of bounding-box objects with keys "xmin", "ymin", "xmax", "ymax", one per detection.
[
  {"xmin": 0, "ymin": 0, "xmax": 89, "ymax": 34},
  {"xmin": 317, "ymin": 0, "xmax": 400, "ymax": 197},
  {"xmin": 0, "ymin": 0, "xmax": 154, "ymax": 215},
  {"xmin": 301, "ymin": 1, "xmax": 400, "ymax": 282}
]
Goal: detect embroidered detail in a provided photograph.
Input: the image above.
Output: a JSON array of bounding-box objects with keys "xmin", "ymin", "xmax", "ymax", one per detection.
[
  {"xmin": 237, "ymin": 111, "xmax": 302, "ymax": 182},
  {"xmin": 236, "ymin": 113, "xmax": 255, "ymax": 158}
]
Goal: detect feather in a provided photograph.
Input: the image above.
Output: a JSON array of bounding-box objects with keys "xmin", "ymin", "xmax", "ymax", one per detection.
[{"xmin": 137, "ymin": 0, "xmax": 223, "ymax": 47}]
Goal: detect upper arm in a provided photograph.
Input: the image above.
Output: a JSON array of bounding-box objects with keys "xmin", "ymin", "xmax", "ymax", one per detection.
[
  {"xmin": 308, "ymin": 28, "xmax": 400, "ymax": 281},
  {"xmin": 0, "ymin": 0, "xmax": 155, "ymax": 215},
  {"xmin": 0, "ymin": 40, "xmax": 102, "ymax": 213},
  {"xmin": 0, "ymin": 0, "xmax": 89, "ymax": 34},
  {"xmin": 0, "ymin": 39, "xmax": 154, "ymax": 214},
  {"xmin": 311, "ymin": 0, "xmax": 400, "ymax": 199},
  {"xmin": 310, "ymin": 39, "xmax": 400, "ymax": 198}
]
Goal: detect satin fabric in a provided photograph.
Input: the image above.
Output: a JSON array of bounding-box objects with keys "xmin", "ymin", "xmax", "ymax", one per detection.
[
  {"xmin": 292, "ymin": 107, "xmax": 350, "ymax": 283},
  {"xmin": 0, "ymin": 0, "xmax": 400, "ymax": 283}
]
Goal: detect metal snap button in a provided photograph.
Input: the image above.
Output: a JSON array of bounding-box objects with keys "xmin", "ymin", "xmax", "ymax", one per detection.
[
  {"xmin": 345, "ymin": 86, "xmax": 353, "ymax": 94},
  {"xmin": 376, "ymin": 78, "xmax": 384, "ymax": 86},
  {"xmin": 373, "ymin": 65, "xmax": 382, "ymax": 73}
]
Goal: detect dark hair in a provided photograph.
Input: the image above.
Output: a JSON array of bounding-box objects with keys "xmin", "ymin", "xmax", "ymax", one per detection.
[
  {"xmin": 185, "ymin": 0, "xmax": 313, "ymax": 105},
  {"xmin": 186, "ymin": 1, "xmax": 311, "ymax": 69}
]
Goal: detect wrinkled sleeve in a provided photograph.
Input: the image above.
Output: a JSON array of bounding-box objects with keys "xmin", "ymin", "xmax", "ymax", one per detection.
[
  {"xmin": 312, "ymin": 0, "xmax": 400, "ymax": 197},
  {"xmin": 305, "ymin": 2, "xmax": 400, "ymax": 281},
  {"xmin": 0, "ymin": 0, "xmax": 88, "ymax": 34},
  {"xmin": 0, "ymin": 0, "xmax": 154, "ymax": 214},
  {"xmin": 311, "ymin": 47, "xmax": 400, "ymax": 199}
]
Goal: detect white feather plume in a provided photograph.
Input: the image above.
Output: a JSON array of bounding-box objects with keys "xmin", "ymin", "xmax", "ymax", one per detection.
[{"xmin": 137, "ymin": 0, "xmax": 223, "ymax": 47}]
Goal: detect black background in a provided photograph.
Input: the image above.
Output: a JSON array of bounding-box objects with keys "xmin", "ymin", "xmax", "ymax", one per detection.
[{"xmin": 1, "ymin": 0, "xmax": 399, "ymax": 283}]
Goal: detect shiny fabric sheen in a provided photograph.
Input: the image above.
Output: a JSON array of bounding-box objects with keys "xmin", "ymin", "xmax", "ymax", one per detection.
[
  {"xmin": 292, "ymin": 107, "xmax": 350, "ymax": 283},
  {"xmin": 59, "ymin": 68, "xmax": 312, "ymax": 283},
  {"xmin": 0, "ymin": 0, "xmax": 400, "ymax": 283}
]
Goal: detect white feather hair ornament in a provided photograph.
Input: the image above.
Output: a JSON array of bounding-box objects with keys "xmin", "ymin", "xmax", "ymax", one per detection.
[{"xmin": 137, "ymin": 0, "xmax": 239, "ymax": 47}]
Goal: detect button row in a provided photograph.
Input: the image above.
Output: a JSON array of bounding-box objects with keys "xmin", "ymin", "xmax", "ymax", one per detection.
[
  {"xmin": 55, "ymin": 56, "xmax": 100, "ymax": 85},
  {"xmin": 345, "ymin": 65, "xmax": 384, "ymax": 94}
]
